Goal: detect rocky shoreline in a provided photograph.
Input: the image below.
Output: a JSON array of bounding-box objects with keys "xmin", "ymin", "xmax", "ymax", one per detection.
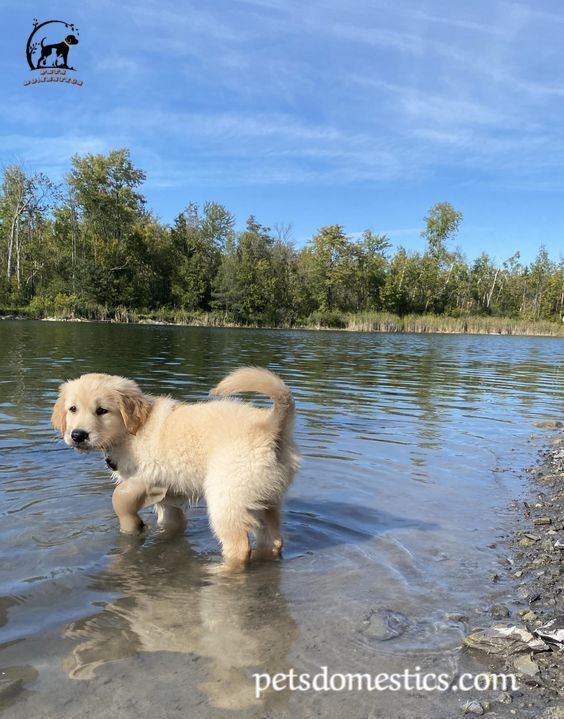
[{"xmin": 461, "ymin": 423, "xmax": 564, "ymax": 718}]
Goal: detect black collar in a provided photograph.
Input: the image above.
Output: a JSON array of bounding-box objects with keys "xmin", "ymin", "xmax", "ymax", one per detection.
[{"xmin": 105, "ymin": 456, "xmax": 118, "ymax": 471}]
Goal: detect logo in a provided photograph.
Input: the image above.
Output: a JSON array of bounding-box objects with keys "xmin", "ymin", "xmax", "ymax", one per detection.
[{"xmin": 24, "ymin": 19, "xmax": 83, "ymax": 88}]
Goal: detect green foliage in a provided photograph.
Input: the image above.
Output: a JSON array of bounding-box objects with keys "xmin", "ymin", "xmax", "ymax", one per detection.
[
  {"xmin": 213, "ymin": 216, "xmax": 293, "ymax": 324},
  {"xmin": 171, "ymin": 202, "xmax": 233, "ymax": 311},
  {"xmin": 0, "ymin": 151, "xmax": 562, "ymax": 332},
  {"xmin": 421, "ymin": 201, "xmax": 463, "ymax": 258}
]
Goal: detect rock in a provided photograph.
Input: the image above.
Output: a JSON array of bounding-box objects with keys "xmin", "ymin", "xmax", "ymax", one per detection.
[
  {"xmin": 463, "ymin": 699, "xmax": 486, "ymax": 715},
  {"xmin": 361, "ymin": 609, "xmax": 409, "ymax": 641},
  {"xmin": 446, "ymin": 612, "xmax": 468, "ymax": 623},
  {"xmin": 540, "ymin": 706, "xmax": 564, "ymax": 719},
  {"xmin": 533, "ymin": 517, "xmax": 552, "ymax": 526},
  {"xmin": 463, "ymin": 626, "xmax": 549, "ymax": 655},
  {"xmin": 517, "ymin": 586, "xmax": 531, "ymax": 600},
  {"xmin": 521, "ymin": 610, "xmax": 538, "ymax": 623},
  {"xmin": 554, "ymin": 539, "xmax": 564, "ymax": 549},
  {"xmin": 533, "ymin": 420, "xmax": 563, "ymax": 429},
  {"xmin": 513, "ymin": 653, "xmax": 540, "ymax": 676},
  {"xmin": 495, "ymin": 691, "xmax": 513, "ymax": 704},
  {"xmin": 490, "ymin": 604, "xmax": 510, "ymax": 619},
  {"xmin": 517, "ymin": 587, "xmax": 541, "ymax": 603},
  {"xmin": 535, "ymin": 617, "xmax": 564, "ymax": 645}
]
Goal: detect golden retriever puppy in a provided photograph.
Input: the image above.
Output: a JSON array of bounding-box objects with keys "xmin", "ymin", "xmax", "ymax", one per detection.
[{"xmin": 51, "ymin": 367, "xmax": 299, "ymax": 570}]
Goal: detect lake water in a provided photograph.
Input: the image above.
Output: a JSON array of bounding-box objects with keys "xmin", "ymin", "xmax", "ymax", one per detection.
[{"xmin": 0, "ymin": 321, "xmax": 562, "ymax": 718}]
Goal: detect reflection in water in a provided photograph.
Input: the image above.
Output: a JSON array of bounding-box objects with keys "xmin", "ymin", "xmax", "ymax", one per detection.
[{"xmin": 63, "ymin": 534, "xmax": 297, "ymax": 711}]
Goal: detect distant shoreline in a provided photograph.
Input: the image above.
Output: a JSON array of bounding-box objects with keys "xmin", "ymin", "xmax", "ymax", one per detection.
[{"xmin": 2, "ymin": 311, "xmax": 563, "ymax": 337}]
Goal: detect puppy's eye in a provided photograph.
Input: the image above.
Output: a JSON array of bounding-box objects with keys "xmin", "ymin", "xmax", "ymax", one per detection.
[
  {"xmin": 69, "ymin": 406, "xmax": 77, "ymax": 413},
  {"xmin": 96, "ymin": 407, "xmax": 108, "ymax": 416}
]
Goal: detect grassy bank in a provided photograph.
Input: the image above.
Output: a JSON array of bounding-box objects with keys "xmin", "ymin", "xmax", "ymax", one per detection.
[
  {"xmin": 342, "ymin": 312, "xmax": 564, "ymax": 336},
  {"xmin": 2, "ymin": 302, "xmax": 563, "ymax": 336}
]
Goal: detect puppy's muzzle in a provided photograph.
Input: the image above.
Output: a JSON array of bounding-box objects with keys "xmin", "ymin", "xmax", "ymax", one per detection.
[{"xmin": 71, "ymin": 429, "xmax": 89, "ymax": 445}]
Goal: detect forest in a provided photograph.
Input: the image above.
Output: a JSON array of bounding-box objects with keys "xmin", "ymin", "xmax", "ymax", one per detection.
[{"xmin": 1, "ymin": 148, "xmax": 563, "ymax": 334}]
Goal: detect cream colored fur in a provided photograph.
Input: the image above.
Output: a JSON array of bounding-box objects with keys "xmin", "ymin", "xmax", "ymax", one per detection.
[{"xmin": 52, "ymin": 367, "xmax": 300, "ymax": 570}]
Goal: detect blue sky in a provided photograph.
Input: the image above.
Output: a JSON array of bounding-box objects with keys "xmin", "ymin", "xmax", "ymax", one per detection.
[{"xmin": 2, "ymin": 0, "xmax": 564, "ymax": 262}]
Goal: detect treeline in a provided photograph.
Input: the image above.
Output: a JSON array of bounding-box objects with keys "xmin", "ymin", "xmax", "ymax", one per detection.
[{"xmin": 1, "ymin": 148, "xmax": 563, "ymax": 329}]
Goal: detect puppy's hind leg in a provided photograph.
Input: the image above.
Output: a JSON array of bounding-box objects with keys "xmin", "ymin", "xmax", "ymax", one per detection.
[
  {"xmin": 206, "ymin": 483, "xmax": 253, "ymax": 572},
  {"xmin": 253, "ymin": 504, "xmax": 284, "ymax": 562},
  {"xmin": 155, "ymin": 498, "xmax": 186, "ymax": 533}
]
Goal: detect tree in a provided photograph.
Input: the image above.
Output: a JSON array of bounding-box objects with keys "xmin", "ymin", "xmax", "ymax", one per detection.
[
  {"xmin": 381, "ymin": 246, "xmax": 411, "ymax": 314},
  {"xmin": 299, "ymin": 225, "xmax": 357, "ymax": 312},
  {"xmin": 421, "ymin": 202, "xmax": 463, "ymax": 259},
  {"xmin": 67, "ymin": 149, "xmax": 146, "ymax": 243},
  {"xmin": 418, "ymin": 202, "xmax": 464, "ymax": 313},
  {"xmin": 0, "ymin": 147, "xmax": 562, "ymax": 328},
  {"xmin": 527, "ymin": 246, "xmax": 554, "ymax": 319},
  {"xmin": 170, "ymin": 202, "xmax": 234, "ymax": 311},
  {"xmin": 471, "ymin": 253, "xmax": 500, "ymax": 313},
  {"xmin": 1, "ymin": 165, "xmax": 58, "ymax": 295},
  {"xmin": 230, "ymin": 216, "xmax": 277, "ymax": 323},
  {"xmin": 356, "ymin": 230, "xmax": 391, "ymax": 310},
  {"xmin": 65, "ymin": 149, "xmax": 148, "ymax": 305}
]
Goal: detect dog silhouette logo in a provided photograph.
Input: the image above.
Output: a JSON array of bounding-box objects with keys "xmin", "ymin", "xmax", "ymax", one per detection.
[{"xmin": 26, "ymin": 19, "xmax": 80, "ymax": 71}]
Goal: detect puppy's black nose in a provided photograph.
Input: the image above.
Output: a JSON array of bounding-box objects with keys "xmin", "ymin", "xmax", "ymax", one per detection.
[{"xmin": 71, "ymin": 429, "xmax": 89, "ymax": 444}]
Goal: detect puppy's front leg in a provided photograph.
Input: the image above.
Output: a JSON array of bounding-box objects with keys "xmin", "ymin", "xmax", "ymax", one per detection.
[{"xmin": 111, "ymin": 483, "xmax": 167, "ymax": 533}]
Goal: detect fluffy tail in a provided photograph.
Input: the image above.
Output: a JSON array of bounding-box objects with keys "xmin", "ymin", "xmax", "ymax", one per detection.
[{"xmin": 210, "ymin": 367, "xmax": 294, "ymax": 434}]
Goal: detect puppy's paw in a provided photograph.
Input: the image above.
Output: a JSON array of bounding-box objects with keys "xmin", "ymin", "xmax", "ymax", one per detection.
[
  {"xmin": 206, "ymin": 560, "xmax": 248, "ymax": 576},
  {"xmin": 118, "ymin": 518, "xmax": 145, "ymax": 534},
  {"xmin": 252, "ymin": 548, "xmax": 282, "ymax": 562}
]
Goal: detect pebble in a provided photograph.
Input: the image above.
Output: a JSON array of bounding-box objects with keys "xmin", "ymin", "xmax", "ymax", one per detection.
[
  {"xmin": 463, "ymin": 700, "xmax": 486, "ymax": 715},
  {"xmin": 361, "ymin": 608, "xmax": 409, "ymax": 641},
  {"xmin": 540, "ymin": 707, "xmax": 564, "ymax": 719},
  {"xmin": 490, "ymin": 604, "xmax": 510, "ymax": 619},
  {"xmin": 446, "ymin": 612, "xmax": 468, "ymax": 623},
  {"xmin": 535, "ymin": 617, "xmax": 564, "ymax": 645},
  {"xmin": 513, "ymin": 654, "xmax": 540, "ymax": 676},
  {"xmin": 495, "ymin": 691, "xmax": 513, "ymax": 704},
  {"xmin": 464, "ymin": 626, "xmax": 549, "ymax": 654},
  {"xmin": 534, "ymin": 518, "xmax": 552, "ymax": 526}
]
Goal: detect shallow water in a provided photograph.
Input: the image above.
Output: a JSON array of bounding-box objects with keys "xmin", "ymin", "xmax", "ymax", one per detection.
[{"xmin": 0, "ymin": 321, "xmax": 562, "ymax": 717}]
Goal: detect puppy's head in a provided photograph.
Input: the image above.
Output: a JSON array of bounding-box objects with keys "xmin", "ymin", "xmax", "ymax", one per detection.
[
  {"xmin": 52, "ymin": 373, "xmax": 152, "ymax": 452},
  {"xmin": 65, "ymin": 34, "xmax": 79, "ymax": 46}
]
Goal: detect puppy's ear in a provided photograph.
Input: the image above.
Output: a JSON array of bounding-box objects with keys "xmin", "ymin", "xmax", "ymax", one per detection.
[
  {"xmin": 117, "ymin": 384, "xmax": 152, "ymax": 435},
  {"xmin": 52, "ymin": 384, "xmax": 67, "ymax": 434}
]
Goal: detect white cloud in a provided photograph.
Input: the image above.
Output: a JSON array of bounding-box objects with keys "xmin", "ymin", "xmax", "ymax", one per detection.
[{"xmin": 3, "ymin": 0, "xmax": 564, "ymax": 194}]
